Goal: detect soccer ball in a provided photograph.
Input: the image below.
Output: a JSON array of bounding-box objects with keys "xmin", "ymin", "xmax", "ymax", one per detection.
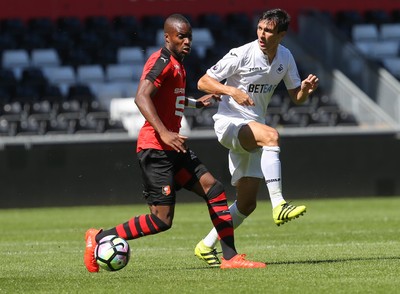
[{"xmin": 95, "ymin": 235, "xmax": 130, "ymax": 271}]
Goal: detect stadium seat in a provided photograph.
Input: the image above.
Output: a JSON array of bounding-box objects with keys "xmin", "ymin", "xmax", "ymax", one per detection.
[
  {"xmin": 351, "ymin": 24, "xmax": 379, "ymax": 42},
  {"xmin": 379, "ymin": 23, "xmax": 400, "ymax": 41},
  {"xmin": 364, "ymin": 9, "xmax": 392, "ymax": 25},
  {"xmin": 106, "ymin": 64, "xmax": 136, "ymax": 82},
  {"xmin": 74, "ymin": 117, "xmax": 104, "ymax": 134},
  {"xmin": 20, "ymin": 67, "xmax": 49, "ymax": 95},
  {"xmin": 84, "ymin": 16, "xmax": 111, "ymax": 37},
  {"xmin": 76, "ymin": 64, "xmax": 105, "ymax": 85},
  {"xmin": 78, "ymin": 31, "xmax": 103, "ymax": 54},
  {"xmin": 91, "ymin": 83, "xmax": 124, "ymax": 110},
  {"xmin": 0, "ymin": 33, "xmax": 18, "ymax": 52},
  {"xmin": 0, "ymin": 68, "xmax": 18, "ymax": 97},
  {"xmin": 22, "ymin": 32, "xmax": 48, "ymax": 51},
  {"xmin": 56, "ymin": 16, "xmax": 83, "ymax": 38},
  {"xmin": 369, "ymin": 41, "xmax": 399, "ymax": 60},
  {"xmin": 335, "ymin": 10, "xmax": 364, "ymax": 37},
  {"xmin": 382, "ymin": 57, "xmax": 400, "ymax": 79},
  {"xmin": 197, "ymin": 13, "xmax": 225, "ymax": 32},
  {"xmin": 308, "ymin": 110, "xmax": 334, "ymax": 127},
  {"xmin": 28, "ymin": 99, "xmax": 54, "ymax": 122},
  {"xmin": 40, "ymin": 84, "xmax": 64, "ymax": 105},
  {"xmin": 117, "ymin": 46, "xmax": 145, "ymax": 65},
  {"xmin": 63, "ymin": 47, "xmax": 92, "ymax": 67},
  {"xmin": 1, "ymin": 101, "xmax": 24, "ymax": 122},
  {"xmin": 1, "ymin": 49, "xmax": 30, "ymax": 73},
  {"xmin": 392, "ymin": 9, "xmax": 400, "ymax": 22},
  {"xmin": 67, "ymin": 83, "xmax": 95, "ymax": 105},
  {"xmin": 0, "ymin": 118, "xmax": 13, "ymax": 136},
  {"xmin": 93, "ymin": 46, "xmax": 117, "ymax": 66},
  {"xmin": 141, "ymin": 15, "xmax": 164, "ymax": 32},
  {"xmin": 16, "ymin": 117, "xmax": 46, "ymax": 136},
  {"xmin": 43, "ymin": 66, "xmax": 77, "ymax": 95},
  {"xmin": 117, "ymin": 81, "xmax": 139, "ymax": 98},
  {"xmin": 44, "ymin": 116, "xmax": 75, "ymax": 134},
  {"xmin": 113, "ymin": 15, "xmax": 141, "ymax": 33},
  {"xmin": 354, "ymin": 41, "xmax": 375, "ymax": 55},
  {"xmin": 50, "ymin": 31, "xmax": 74, "ymax": 60},
  {"xmin": 280, "ymin": 108, "xmax": 309, "ymax": 127},
  {"xmin": 1, "ymin": 18, "xmax": 27, "ymax": 39},
  {"xmin": 31, "ymin": 48, "xmax": 61, "ymax": 68},
  {"xmin": 334, "ymin": 111, "xmax": 358, "ymax": 126},
  {"xmin": 103, "ymin": 118, "xmax": 127, "ymax": 133},
  {"xmin": 13, "ymin": 85, "xmax": 41, "ymax": 106},
  {"xmin": 144, "ymin": 46, "xmax": 160, "ymax": 60}
]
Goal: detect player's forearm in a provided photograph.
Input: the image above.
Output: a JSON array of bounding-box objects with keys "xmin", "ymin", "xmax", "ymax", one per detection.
[
  {"xmin": 288, "ymin": 87, "xmax": 308, "ymax": 105},
  {"xmin": 198, "ymin": 74, "xmax": 228, "ymax": 96}
]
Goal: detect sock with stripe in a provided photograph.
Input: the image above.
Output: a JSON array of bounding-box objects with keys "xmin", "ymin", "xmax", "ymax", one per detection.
[
  {"xmin": 205, "ymin": 184, "xmax": 237, "ymax": 260},
  {"xmin": 95, "ymin": 213, "xmax": 169, "ymax": 243},
  {"xmin": 203, "ymin": 200, "xmax": 247, "ymax": 248}
]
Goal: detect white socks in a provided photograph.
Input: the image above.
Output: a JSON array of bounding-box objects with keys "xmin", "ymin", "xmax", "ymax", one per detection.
[
  {"xmin": 203, "ymin": 201, "xmax": 247, "ymax": 248},
  {"xmin": 261, "ymin": 146, "xmax": 285, "ymax": 208}
]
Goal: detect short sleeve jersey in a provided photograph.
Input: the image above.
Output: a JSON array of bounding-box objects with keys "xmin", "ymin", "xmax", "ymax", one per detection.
[
  {"xmin": 207, "ymin": 40, "xmax": 301, "ymax": 122},
  {"xmin": 136, "ymin": 47, "xmax": 186, "ymax": 152}
]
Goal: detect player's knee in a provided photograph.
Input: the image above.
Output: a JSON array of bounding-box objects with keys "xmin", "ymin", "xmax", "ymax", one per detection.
[
  {"xmin": 268, "ymin": 128, "xmax": 280, "ymax": 145},
  {"xmin": 205, "ymin": 180, "xmax": 225, "ymax": 200},
  {"xmin": 237, "ymin": 199, "xmax": 257, "ymax": 215},
  {"xmin": 151, "ymin": 214, "xmax": 172, "ymax": 232}
]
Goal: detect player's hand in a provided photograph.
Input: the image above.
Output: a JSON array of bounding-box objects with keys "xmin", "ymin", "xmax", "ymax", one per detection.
[
  {"xmin": 195, "ymin": 94, "xmax": 221, "ymax": 108},
  {"xmin": 301, "ymin": 74, "xmax": 319, "ymax": 95},
  {"xmin": 231, "ymin": 88, "xmax": 255, "ymax": 106},
  {"xmin": 160, "ymin": 131, "xmax": 188, "ymax": 153}
]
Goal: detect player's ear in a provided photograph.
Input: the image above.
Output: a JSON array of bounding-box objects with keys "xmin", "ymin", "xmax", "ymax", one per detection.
[{"xmin": 164, "ymin": 33, "xmax": 170, "ymax": 44}]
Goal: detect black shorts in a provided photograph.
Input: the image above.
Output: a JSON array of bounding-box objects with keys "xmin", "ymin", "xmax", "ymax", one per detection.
[{"xmin": 137, "ymin": 148, "xmax": 208, "ymax": 205}]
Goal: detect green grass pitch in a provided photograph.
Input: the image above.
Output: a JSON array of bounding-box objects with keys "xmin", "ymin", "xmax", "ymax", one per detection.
[{"xmin": 1, "ymin": 197, "xmax": 399, "ymax": 293}]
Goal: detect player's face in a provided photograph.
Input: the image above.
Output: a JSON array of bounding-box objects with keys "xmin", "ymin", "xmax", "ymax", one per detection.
[
  {"xmin": 165, "ymin": 22, "xmax": 192, "ymax": 61},
  {"xmin": 257, "ymin": 20, "xmax": 286, "ymax": 53}
]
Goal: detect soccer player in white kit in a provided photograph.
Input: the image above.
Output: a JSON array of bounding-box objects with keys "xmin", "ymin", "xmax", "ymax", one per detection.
[{"xmin": 194, "ymin": 8, "xmax": 319, "ymax": 267}]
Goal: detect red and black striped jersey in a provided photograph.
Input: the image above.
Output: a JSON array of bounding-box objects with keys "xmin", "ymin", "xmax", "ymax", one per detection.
[{"xmin": 136, "ymin": 47, "xmax": 187, "ymax": 152}]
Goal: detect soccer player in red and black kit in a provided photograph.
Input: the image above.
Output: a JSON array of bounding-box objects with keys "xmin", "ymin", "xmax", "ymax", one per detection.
[{"xmin": 83, "ymin": 14, "xmax": 265, "ymax": 271}]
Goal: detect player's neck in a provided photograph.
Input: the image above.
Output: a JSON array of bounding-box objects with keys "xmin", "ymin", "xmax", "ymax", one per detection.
[{"xmin": 261, "ymin": 46, "xmax": 278, "ymax": 64}]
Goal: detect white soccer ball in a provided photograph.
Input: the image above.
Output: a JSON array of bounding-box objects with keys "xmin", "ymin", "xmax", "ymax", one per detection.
[{"xmin": 94, "ymin": 235, "xmax": 130, "ymax": 271}]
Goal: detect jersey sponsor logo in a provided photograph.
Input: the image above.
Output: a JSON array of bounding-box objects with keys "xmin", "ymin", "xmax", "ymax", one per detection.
[
  {"xmin": 162, "ymin": 185, "xmax": 171, "ymax": 196},
  {"xmin": 248, "ymin": 83, "xmax": 277, "ymax": 93},
  {"xmin": 174, "ymin": 88, "xmax": 185, "ymax": 94},
  {"xmin": 249, "ymin": 67, "xmax": 262, "ymax": 72},
  {"xmin": 276, "ymin": 64, "xmax": 284, "ymax": 74},
  {"xmin": 265, "ymin": 178, "xmax": 281, "ymax": 184}
]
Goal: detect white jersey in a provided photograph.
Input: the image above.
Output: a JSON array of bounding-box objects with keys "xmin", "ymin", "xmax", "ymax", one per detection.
[{"xmin": 207, "ymin": 40, "xmax": 301, "ymax": 123}]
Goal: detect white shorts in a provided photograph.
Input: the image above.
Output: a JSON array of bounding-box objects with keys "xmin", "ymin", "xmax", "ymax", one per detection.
[{"xmin": 214, "ymin": 114, "xmax": 263, "ymax": 186}]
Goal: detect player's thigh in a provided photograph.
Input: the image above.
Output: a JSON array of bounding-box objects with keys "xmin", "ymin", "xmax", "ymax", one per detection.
[
  {"xmin": 174, "ymin": 149, "xmax": 209, "ymax": 195},
  {"xmin": 238, "ymin": 121, "xmax": 279, "ymax": 150},
  {"xmin": 138, "ymin": 149, "xmax": 176, "ymax": 205}
]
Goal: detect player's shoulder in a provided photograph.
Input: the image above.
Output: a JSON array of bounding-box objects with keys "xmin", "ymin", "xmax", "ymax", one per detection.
[
  {"xmin": 277, "ymin": 44, "xmax": 293, "ymax": 57},
  {"xmin": 230, "ymin": 40, "xmax": 257, "ymax": 55}
]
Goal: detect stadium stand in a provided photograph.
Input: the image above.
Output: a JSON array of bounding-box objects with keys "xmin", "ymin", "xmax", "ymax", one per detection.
[{"xmin": 7, "ymin": 10, "xmax": 399, "ymax": 136}]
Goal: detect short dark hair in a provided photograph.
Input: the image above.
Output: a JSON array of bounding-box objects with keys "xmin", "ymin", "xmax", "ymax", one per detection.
[
  {"xmin": 164, "ymin": 13, "xmax": 190, "ymax": 31},
  {"xmin": 258, "ymin": 8, "xmax": 290, "ymax": 33}
]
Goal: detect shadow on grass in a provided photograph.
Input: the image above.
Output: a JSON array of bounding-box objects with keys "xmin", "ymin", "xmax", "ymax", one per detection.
[{"xmin": 268, "ymin": 256, "xmax": 400, "ymax": 265}]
